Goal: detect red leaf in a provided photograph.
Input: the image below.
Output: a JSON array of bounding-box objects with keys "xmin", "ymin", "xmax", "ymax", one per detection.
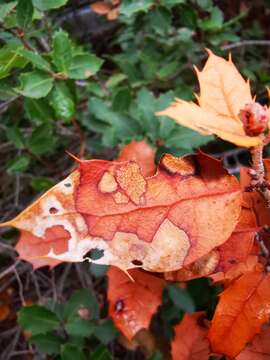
[
  {"xmin": 171, "ymin": 312, "xmax": 210, "ymax": 360},
  {"xmin": 107, "ymin": 267, "xmax": 165, "ymax": 340},
  {"xmin": 1, "ymin": 153, "xmax": 241, "ymax": 272},
  {"xmin": 118, "ymin": 140, "xmax": 156, "ymax": 177},
  {"xmin": 208, "ymin": 270, "xmax": 270, "ymax": 358},
  {"xmin": 236, "ymin": 326, "xmax": 270, "ymax": 360}
]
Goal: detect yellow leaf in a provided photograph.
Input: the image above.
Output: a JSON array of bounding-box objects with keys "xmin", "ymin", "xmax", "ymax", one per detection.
[{"xmin": 157, "ymin": 50, "xmax": 262, "ymax": 147}]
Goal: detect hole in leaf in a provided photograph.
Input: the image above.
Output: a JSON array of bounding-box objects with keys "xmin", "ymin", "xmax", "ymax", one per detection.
[
  {"xmin": 64, "ymin": 183, "xmax": 71, "ymax": 188},
  {"xmin": 131, "ymin": 259, "xmax": 143, "ymax": 266},
  {"xmin": 49, "ymin": 207, "xmax": 58, "ymax": 214},
  {"xmin": 84, "ymin": 248, "xmax": 104, "ymax": 260},
  {"xmin": 115, "ymin": 299, "xmax": 124, "ymax": 313}
]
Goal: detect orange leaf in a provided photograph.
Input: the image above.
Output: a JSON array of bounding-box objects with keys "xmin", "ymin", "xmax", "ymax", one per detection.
[
  {"xmin": 76, "ymin": 152, "xmax": 241, "ymax": 272},
  {"xmin": 1, "ymin": 153, "xmax": 241, "ymax": 272},
  {"xmin": 157, "ymin": 50, "xmax": 262, "ymax": 147},
  {"xmin": 171, "ymin": 312, "xmax": 210, "ymax": 360},
  {"xmin": 166, "ymin": 204, "xmax": 257, "ymax": 282},
  {"xmin": 91, "ymin": 1, "xmax": 112, "ymax": 14},
  {"xmin": 236, "ymin": 326, "xmax": 270, "ymax": 360},
  {"xmin": 208, "ymin": 270, "xmax": 270, "ymax": 358},
  {"xmin": 118, "ymin": 140, "xmax": 156, "ymax": 177},
  {"xmin": 107, "ymin": 266, "xmax": 165, "ymax": 340}
]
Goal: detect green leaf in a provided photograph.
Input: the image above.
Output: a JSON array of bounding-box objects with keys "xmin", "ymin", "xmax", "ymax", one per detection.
[
  {"xmin": 157, "ymin": 62, "xmax": 179, "ymax": 79},
  {"xmin": 19, "ymin": 49, "xmax": 52, "ymax": 72},
  {"xmin": 0, "ymin": 1, "xmax": 17, "ymax": 22},
  {"xmin": 17, "ymin": 0, "xmax": 34, "ymax": 28},
  {"xmin": 91, "ymin": 345, "xmax": 112, "ymax": 360},
  {"xmin": 149, "ymin": 352, "xmax": 163, "ymax": 360},
  {"xmin": 120, "ymin": 0, "xmax": 154, "ymax": 17},
  {"xmin": 64, "ymin": 289, "xmax": 99, "ymax": 321},
  {"xmin": 31, "ymin": 177, "xmax": 54, "ymax": 191},
  {"xmin": 18, "ymin": 70, "xmax": 53, "ymax": 98},
  {"xmin": 89, "ymin": 263, "xmax": 108, "ymax": 278},
  {"xmin": 165, "ymin": 126, "xmax": 213, "ymax": 150},
  {"xmin": 148, "ymin": 7, "xmax": 171, "ymax": 35},
  {"xmin": 52, "ymin": 30, "xmax": 72, "ymax": 74},
  {"xmin": 6, "ymin": 126, "xmax": 25, "ymax": 149},
  {"xmin": 94, "ymin": 319, "xmax": 118, "ymax": 344},
  {"xmin": 25, "ymin": 98, "xmax": 54, "ymax": 124},
  {"xmin": 30, "ymin": 333, "xmax": 62, "ymax": 355},
  {"xmin": 68, "ymin": 54, "xmax": 103, "ymax": 79},
  {"xmin": 7, "ymin": 155, "xmax": 30, "ymax": 174},
  {"xmin": 160, "ymin": 0, "xmax": 185, "ymax": 5},
  {"xmin": 61, "ymin": 344, "xmax": 87, "ymax": 360},
  {"xmin": 0, "ymin": 45, "xmax": 28, "ymax": 79},
  {"xmin": 112, "ymin": 88, "xmax": 132, "ymax": 112},
  {"xmin": 49, "ymin": 81, "xmax": 75, "ymax": 122},
  {"xmin": 167, "ymin": 284, "xmax": 195, "ymax": 313},
  {"xmin": 65, "ymin": 318, "xmax": 95, "ymax": 338},
  {"xmin": 106, "ymin": 73, "xmax": 127, "ymax": 88},
  {"xmin": 28, "ymin": 123, "xmax": 56, "ymax": 155},
  {"xmin": 198, "ymin": 6, "xmax": 223, "ymax": 30},
  {"xmin": 0, "ymin": 80, "xmax": 16, "ymax": 100},
  {"xmin": 18, "ymin": 305, "xmax": 60, "ymax": 335},
  {"xmin": 32, "ymin": 0, "xmax": 68, "ymax": 11}
]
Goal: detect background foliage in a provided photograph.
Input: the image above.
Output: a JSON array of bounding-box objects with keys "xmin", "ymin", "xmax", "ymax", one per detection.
[{"xmin": 1, "ymin": 0, "xmax": 270, "ymax": 358}]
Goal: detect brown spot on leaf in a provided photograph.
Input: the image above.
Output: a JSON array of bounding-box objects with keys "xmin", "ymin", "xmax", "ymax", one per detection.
[{"xmin": 160, "ymin": 154, "xmax": 197, "ymax": 176}]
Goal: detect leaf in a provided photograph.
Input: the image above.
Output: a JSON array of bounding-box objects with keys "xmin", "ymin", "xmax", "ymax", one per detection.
[
  {"xmin": 6, "ymin": 126, "xmax": 25, "ymax": 149},
  {"xmin": 0, "ymin": 1, "xmax": 17, "ymax": 22},
  {"xmin": 91, "ymin": 2, "xmax": 112, "ymax": 15},
  {"xmin": 120, "ymin": 0, "xmax": 154, "ymax": 17},
  {"xmin": 28, "ymin": 123, "xmax": 56, "ymax": 155},
  {"xmin": 64, "ymin": 289, "xmax": 99, "ymax": 321},
  {"xmin": 61, "ymin": 344, "xmax": 87, "ymax": 360},
  {"xmin": 236, "ymin": 326, "xmax": 270, "ymax": 360},
  {"xmin": 17, "ymin": 0, "xmax": 34, "ymax": 29},
  {"xmin": 52, "ymin": 30, "xmax": 72, "ymax": 74},
  {"xmin": 19, "ymin": 49, "xmax": 52, "ymax": 72},
  {"xmin": 118, "ymin": 140, "xmax": 156, "ymax": 177},
  {"xmin": 0, "ymin": 45, "xmax": 28, "ymax": 79},
  {"xmin": 167, "ymin": 284, "xmax": 195, "ymax": 313},
  {"xmin": 68, "ymin": 54, "xmax": 103, "ymax": 79},
  {"xmin": 208, "ymin": 270, "xmax": 270, "ymax": 358},
  {"xmin": 49, "ymin": 82, "xmax": 75, "ymax": 122},
  {"xmin": 32, "ymin": 0, "xmax": 68, "ymax": 11},
  {"xmin": 65, "ymin": 318, "xmax": 95, "ymax": 337},
  {"xmin": 107, "ymin": 267, "xmax": 165, "ymax": 340},
  {"xmin": 18, "ymin": 70, "xmax": 53, "ymax": 98},
  {"xmin": 172, "ymin": 312, "xmax": 210, "ymax": 360},
  {"xmin": 157, "ymin": 50, "xmax": 261, "ymax": 147},
  {"xmin": 7, "ymin": 155, "xmax": 30, "ymax": 174},
  {"xmin": 30, "ymin": 333, "xmax": 62, "ymax": 355},
  {"xmin": 0, "ymin": 153, "xmax": 242, "ymax": 272},
  {"xmin": 25, "ymin": 98, "xmax": 54, "ymax": 124},
  {"xmin": 18, "ymin": 305, "xmax": 60, "ymax": 335},
  {"xmin": 91, "ymin": 345, "xmax": 112, "ymax": 360},
  {"xmin": 94, "ymin": 318, "xmax": 118, "ymax": 344}
]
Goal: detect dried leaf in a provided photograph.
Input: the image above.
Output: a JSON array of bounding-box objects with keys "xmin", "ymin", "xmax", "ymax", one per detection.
[
  {"xmin": 1, "ymin": 153, "xmax": 241, "ymax": 272},
  {"xmin": 91, "ymin": 1, "xmax": 112, "ymax": 14},
  {"xmin": 208, "ymin": 270, "xmax": 270, "ymax": 358},
  {"xmin": 157, "ymin": 50, "xmax": 262, "ymax": 147},
  {"xmin": 171, "ymin": 312, "xmax": 210, "ymax": 360},
  {"xmin": 107, "ymin": 267, "xmax": 165, "ymax": 340}
]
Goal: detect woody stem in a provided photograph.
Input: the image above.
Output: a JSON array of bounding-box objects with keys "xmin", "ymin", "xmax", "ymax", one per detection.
[{"xmin": 250, "ymin": 143, "xmax": 270, "ymax": 206}]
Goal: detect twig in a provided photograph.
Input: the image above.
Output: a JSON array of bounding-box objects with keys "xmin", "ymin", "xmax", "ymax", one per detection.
[
  {"xmin": 222, "ymin": 40, "xmax": 270, "ymax": 51},
  {"xmin": 57, "ymin": 263, "xmax": 72, "ymax": 300},
  {"xmin": 13, "ymin": 266, "xmax": 25, "ymax": 306},
  {"xmin": 249, "ymin": 144, "xmax": 270, "ymax": 206}
]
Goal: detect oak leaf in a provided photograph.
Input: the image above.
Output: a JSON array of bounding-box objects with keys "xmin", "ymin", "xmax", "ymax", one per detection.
[
  {"xmin": 1, "ymin": 153, "xmax": 241, "ymax": 272},
  {"xmin": 236, "ymin": 326, "xmax": 270, "ymax": 360},
  {"xmin": 157, "ymin": 50, "xmax": 263, "ymax": 147},
  {"xmin": 171, "ymin": 312, "xmax": 210, "ymax": 360},
  {"xmin": 107, "ymin": 266, "xmax": 165, "ymax": 340},
  {"xmin": 208, "ymin": 270, "xmax": 270, "ymax": 358}
]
